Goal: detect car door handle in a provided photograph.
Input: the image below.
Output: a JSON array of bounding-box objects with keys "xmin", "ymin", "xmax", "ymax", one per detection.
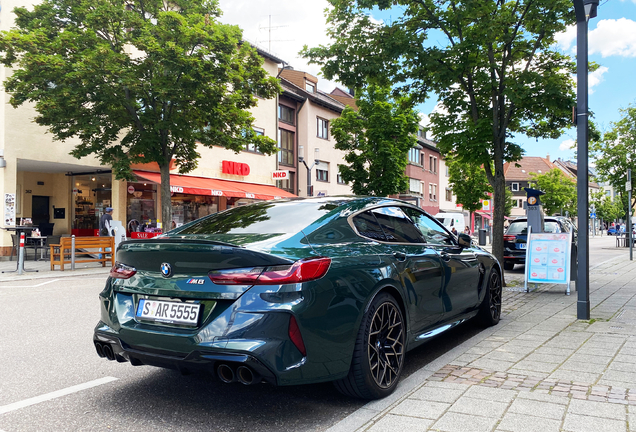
[
  {"xmin": 393, "ymin": 252, "xmax": 406, "ymax": 262},
  {"xmin": 440, "ymin": 252, "xmax": 451, "ymax": 262}
]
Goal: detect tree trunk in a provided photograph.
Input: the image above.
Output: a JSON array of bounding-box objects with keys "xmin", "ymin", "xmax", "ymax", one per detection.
[{"xmin": 160, "ymin": 162, "xmax": 172, "ymax": 232}]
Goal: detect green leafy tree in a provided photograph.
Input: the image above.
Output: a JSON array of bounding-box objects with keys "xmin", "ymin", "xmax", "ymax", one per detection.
[
  {"xmin": 0, "ymin": 0, "xmax": 281, "ymax": 226},
  {"xmin": 591, "ymin": 104, "xmax": 636, "ymax": 217},
  {"xmin": 303, "ymin": 0, "xmax": 576, "ymax": 265},
  {"xmin": 330, "ymin": 85, "xmax": 419, "ymax": 196},
  {"xmin": 528, "ymin": 169, "xmax": 577, "ymax": 216},
  {"xmin": 590, "ymin": 190, "xmax": 622, "ymax": 226},
  {"xmin": 503, "ymin": 188, "xmax": 515, "ymax": 218},
  {"xmin": 447, "ymin": 159, "xmax": 491, "ymax": 225}
]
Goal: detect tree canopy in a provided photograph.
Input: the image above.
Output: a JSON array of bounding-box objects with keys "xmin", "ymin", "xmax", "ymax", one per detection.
[
  {"xmin": 591, "ymin": 104, "xmax": 636, "ymax": 216},
  {"xmin": 528, "ymin": 169, "xmax": 577, "ymax": 216},
  {"xmin": 303, "ymin": 0, "xmax": 577, "ymax": 264},
  {"xmin": 0, "ymin": 0, "xmax": 281, "ymax": 226},
  {"xmin": 446, "ymin": 158, "xmax": 492, "ymax": 215},
  {"xmin": 330, "ymin": 85, "xmax": 419, "ymax": 196},
  {"xmin": 589, "ymin": 190, "xmax": 622, "ymax": 225}
]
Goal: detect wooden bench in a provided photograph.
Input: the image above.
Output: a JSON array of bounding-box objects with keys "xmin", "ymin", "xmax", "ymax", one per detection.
[{"xmin": 50, "ymin": 236, "xmax": 115, "ymax": 271}]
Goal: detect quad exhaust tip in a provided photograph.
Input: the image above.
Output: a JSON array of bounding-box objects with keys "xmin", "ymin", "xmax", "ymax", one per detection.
[
  {"xmin": 95, "ymin": 341, "xmax": 116, "ymax": 361},
  {"xmin": 236, "ymin": 365, "xmax": 260, "ymax": 385},
  {"xmin": 217, "ymin": 364, "xmax": 236, "ymax": 383}
]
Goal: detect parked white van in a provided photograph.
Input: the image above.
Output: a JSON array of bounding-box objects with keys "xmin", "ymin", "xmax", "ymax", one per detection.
[{"xmin": 434, "ymin": 212, "xmax": 466, "ymax": 231}]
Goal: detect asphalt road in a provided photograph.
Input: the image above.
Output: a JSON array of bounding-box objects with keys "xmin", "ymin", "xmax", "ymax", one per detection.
[{"xmin": 0, "ymin": 235, "xmax": 628, "ymax": 432}]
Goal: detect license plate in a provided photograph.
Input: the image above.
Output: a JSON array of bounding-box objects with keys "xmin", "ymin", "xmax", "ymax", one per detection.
[
  {"xmin": 136, "ymin": 299, "xmax": 200, "ymax": 326},
  {"xmin": 517, "ymin": 243, "xmax": 527, "ymax": 249}
]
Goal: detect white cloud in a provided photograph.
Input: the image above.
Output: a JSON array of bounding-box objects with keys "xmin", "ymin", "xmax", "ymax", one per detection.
[
  {"xmin": 555, "ymin": 18, "xmax": 636, "ymax": 58},
  {"xmin": 218, "ymin": 0, "xmax": 339, "ymax": 91},
  {"xmin": 555, "ymin": 26, "xmax": 577, "ymax": 53},
  {"xmin": 589, "ymin": 18, "xmax": 636, "ymax": 57},
  {"xmin": 588, "ymin": 65, "xmax": 609, "ymax": 93},
  {"xmin": 559, "ymin": 139, "xmax": 575, "ymax": 152}
]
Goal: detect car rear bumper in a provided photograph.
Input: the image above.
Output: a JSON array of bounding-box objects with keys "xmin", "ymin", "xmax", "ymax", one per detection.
[{"xmin": 94, "ymin": 325, "xmax": 279, "ymax": 384}]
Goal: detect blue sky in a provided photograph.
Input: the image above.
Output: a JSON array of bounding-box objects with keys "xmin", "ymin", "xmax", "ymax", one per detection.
[{"xmin": 220, "ymin": 0, "xmax": 636, "ymax": 160}]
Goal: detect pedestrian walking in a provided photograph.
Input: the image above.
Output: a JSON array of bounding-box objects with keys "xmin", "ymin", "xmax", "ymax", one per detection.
[{"xmin": 99, "ymin": 207, "xmax": 114, "ymax": 236}]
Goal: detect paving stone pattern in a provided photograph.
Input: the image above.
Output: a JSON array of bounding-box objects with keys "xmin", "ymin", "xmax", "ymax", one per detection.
[{"xmin": 345, "ymin": 255, "xmax": 636, "ymax": 432}]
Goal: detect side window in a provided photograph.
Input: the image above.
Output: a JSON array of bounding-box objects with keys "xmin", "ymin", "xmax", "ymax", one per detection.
[
  {"xmin": 370, "ymin": 207, "xmax": 424, "ymax": 243},
  {"xmin": 352, "ymin": 212, "xmax": 386, "ymax": 241},
  {"xmin": 403, "ymin": 207, "xmax": 454, "ymax": 245}
]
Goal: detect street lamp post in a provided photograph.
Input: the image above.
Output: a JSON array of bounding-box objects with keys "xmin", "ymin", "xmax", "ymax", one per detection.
[
  {"xmin": 574, "ymin": 0, "xmax": 599, "ymax": 320},
  {"xmin": 299, "ymin": 146, "xmax": 320, "ymax": 197}
]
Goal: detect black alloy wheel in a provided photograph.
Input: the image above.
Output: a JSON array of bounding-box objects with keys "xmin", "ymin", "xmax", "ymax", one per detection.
[
  {"xmin": 334, "ymin": 292, "xmax": 405, "ymax": 399},
  {"xmin": 367, "ymin": 300, "xmax": 405, "ymax": 389},
  {"xmin": 478, "ymin": 268, "xmax": 502, "ymax": 326}
]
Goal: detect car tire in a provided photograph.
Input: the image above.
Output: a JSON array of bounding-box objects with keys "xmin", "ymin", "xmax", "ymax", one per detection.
[
  {"xmin": 503, "ymin": 261, "xmax": 514, "ymax": 271},
  {"xmin": 334, "ymin": 292, "xmax": 405, "ymax": 400},
  {"xmin": 477, "ymin": 267, "xmax": 502, "ymax": 327}
]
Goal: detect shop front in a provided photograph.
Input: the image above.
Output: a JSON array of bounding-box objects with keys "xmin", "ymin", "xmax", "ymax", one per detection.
[
  {"xmin": 71, "ymin": 172, "xmax": 113, "ymax": 236},
  {"xmin": 127, "ymin": 170, "xmax": 296, "ymax": 236}
]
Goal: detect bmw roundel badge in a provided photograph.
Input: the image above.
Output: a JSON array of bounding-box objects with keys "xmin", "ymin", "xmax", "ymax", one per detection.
[{"xmin": 160, "ymin": 262, "xmax": 172, "ymax": 278}]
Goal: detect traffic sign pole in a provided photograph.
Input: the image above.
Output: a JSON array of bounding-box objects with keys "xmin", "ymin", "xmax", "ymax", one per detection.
[{"xmin": 629, "ymin": 169, "xmax": 632, "ymax": 261}]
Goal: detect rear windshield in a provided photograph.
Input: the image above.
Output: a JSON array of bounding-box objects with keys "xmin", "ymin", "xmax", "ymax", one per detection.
[
  {"xmin": 506, "ymin": 221, "xmax": 561, "ymax": 235},
  {"xmin": 173, "ymin": 200, "xmax": 343, "ymax": 236}
]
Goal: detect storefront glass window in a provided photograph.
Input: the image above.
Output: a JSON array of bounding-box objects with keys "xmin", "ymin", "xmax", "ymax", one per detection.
[
  {"xmin": 126, "ymin": 182, "xmax": 157, "ymax": 232},
  {"xmin": 72, "ymin": 173, "xmax": 112, "ymax": 234},
  {"xmin": 171, "ymin": 194, "xmax": 220, "ymax": 228}
]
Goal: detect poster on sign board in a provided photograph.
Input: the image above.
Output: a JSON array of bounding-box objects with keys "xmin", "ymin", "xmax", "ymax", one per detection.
[
  {"xmin": 4, "ymin": 193, "xmax": 16, "ymax": 226},
  {"xmin": 524, "ymin": 226, "xmax": 572, "ymax": 295}
]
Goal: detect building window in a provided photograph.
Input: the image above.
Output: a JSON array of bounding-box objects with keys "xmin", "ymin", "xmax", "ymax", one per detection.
[
  {"xmin": 445, "ymin": 165, "xmax": 449, "ymax": 177},
  {"xmin": 420, "ymin": 153, "xmax": 425, "ymax": 167},
  {"xmin": 429, "ymin": 183, "xmax": 437, "ymax": 201},
  {"xmin": 517, "ymin": 199, "xmax": 524, "ymax": 208},
  {"xmin": 337, "ymin": 166, "xmax": 346, "ymax": 184},
  {"xmin": 278, "ymin": 129, "xmax": 295, "ymax": 166},
  {"xmin": 511, "ymin": 182, "xmax": 519, "ymax": 191},
  {"xmin": 276, "ymin": 172, "xmax": 295, "ymax": 194},
  {"xmin": 409, "ymin": 178, "xmax": 422, "ymax": 194},
  {"xmin": 244, "ymin": 127, "xmax": 264, "ymax": 153},
  {"xmin": 317, "ymin": 117, "xmax": 329, "ymax": 139},
  {"xmin": 417, "ymin": 128, "xmax": 425, "ymax": 138},
  {"xmin": 306, "ymin": 81, "xmax": 316, "ymax": 93},
  {"xmin": 408, "ymin": 148, "xmax": 420, "ymax": 164},
  {"xmin": 429, "ymin": 156, "xmax": 437, "ymax": 174},
  {"xmin": 316, "ymin": 164, "xmax": 329, "ymax": 182},
  {"xmin": 445, "ymin": 188, "xmax": 452, "ymax": 202},
  {"xmin": 278, "ymin": 105, "xmax": 295, "ymax": 125}
]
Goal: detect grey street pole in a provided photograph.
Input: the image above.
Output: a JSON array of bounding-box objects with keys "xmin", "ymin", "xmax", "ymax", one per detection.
[
  {"xmin": 629, "ymin": 169, "xmax": 633, "ymax": 261},
  {"xmin": 574, "ymin": 0, "xmax": 599, "ymax": 320},
  {"xmin": 299, "ymin": 146, "xmax": 320, "ymax": 197}
]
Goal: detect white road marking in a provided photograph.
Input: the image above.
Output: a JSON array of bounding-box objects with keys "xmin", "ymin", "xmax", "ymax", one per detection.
[
  {"xmin": 0, "ymin": 279, "xmax": 62, "ymax": 289},
  {"xmin": 0, "ymin": 377, "xmax": 118, "ymax": 415},
  {"xmin": 0, "ymin": 277, "xmax": 107, "ymax": 289}
]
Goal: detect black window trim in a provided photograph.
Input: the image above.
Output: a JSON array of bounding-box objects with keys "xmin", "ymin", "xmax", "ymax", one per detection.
[{"xmin": 346, "ymin": 204, "xmax": 456, "ymax": 246}]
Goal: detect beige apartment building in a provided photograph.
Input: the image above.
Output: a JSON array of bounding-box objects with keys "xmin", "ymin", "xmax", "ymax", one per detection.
[{"xmin": 277, "ymin": 69, "xmax": 353, "ymax": 198}]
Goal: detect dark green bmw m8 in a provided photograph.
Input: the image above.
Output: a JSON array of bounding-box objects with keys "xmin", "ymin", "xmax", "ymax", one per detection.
[{"xmin": 94, "ymin": 197, "xmax": 502, "ymax": 399}]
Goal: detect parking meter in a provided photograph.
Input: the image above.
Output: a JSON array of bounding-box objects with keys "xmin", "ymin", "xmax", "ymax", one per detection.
[{"xmin": 524, "ymin": 188, "xmax": 545, "ymax": 234}]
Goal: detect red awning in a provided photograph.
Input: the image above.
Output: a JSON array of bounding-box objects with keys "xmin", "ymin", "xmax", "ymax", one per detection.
[
  {"xmin": 476, "ymin": 211, "xmax": 492, "ymax": 220},
  {"xmin": 133, "ymin": 171, "xmax": 296, "ymax": 200}
]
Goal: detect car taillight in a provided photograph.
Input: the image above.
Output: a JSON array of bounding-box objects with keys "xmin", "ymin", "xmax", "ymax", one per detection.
[
  {"xmin": 288, "ymin": 315, "xmax": 306, "ymax": 356},
  {"xmin": 109, "ymin": 262, "xmax": 137, "ymax": 279},
  {"xmin": 208, "ymin": 257, "xmax": 331, "ymax": 285},
  {"xmin": 504, "ymin": 235, "xmax": 516, "ymax": 242}
]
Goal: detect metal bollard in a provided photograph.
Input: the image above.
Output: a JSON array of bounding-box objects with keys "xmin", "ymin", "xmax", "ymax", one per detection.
[
  {"xmin": 18, "ymin": 232, "xmax": 25, "ymax": 275},
  {"xmin": 71, "ymin": 235, "xmax": 76, "ymax": 270}
]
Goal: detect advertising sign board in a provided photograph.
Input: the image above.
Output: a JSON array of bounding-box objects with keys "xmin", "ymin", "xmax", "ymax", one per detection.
[{"xmin": 524, "ymin": 227, "xmax": 573, "ymax": 295}]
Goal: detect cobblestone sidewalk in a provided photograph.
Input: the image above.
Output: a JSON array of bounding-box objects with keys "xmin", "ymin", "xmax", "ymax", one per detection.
[{"xmin": 329, "ymin": 255, "xmax": 636, "ymax": 432}]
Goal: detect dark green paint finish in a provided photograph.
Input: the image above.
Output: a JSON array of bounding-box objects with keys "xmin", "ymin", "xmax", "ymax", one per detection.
[{"xmin": 95, "ymin": 197, "xmax": 502, "ymax": 386}]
